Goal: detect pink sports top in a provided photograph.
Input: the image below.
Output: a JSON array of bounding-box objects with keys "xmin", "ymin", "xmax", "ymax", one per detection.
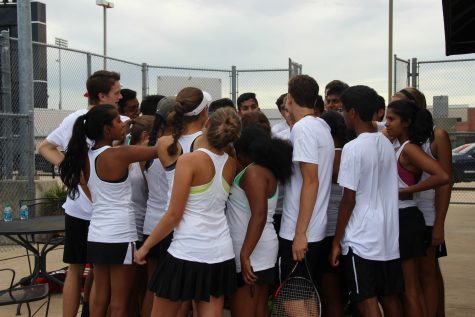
[{"xmin": 396, "ymin": 140, "xmax": 421, "ymax": 208}]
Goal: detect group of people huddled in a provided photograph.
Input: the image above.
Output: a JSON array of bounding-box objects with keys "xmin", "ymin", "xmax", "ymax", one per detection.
[{"xmin": 39, "ymin": 70, "xmax": 452, "ymax": 317}]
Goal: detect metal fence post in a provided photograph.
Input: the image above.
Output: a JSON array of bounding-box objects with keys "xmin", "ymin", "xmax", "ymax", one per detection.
[
  {"xmin": 411, "ymin": 58, "xmax": 418, "ymax": 88},
  {"xmin": 142, "ymin": 63, "xmax": 148, "ymax": 98},
  {"xmin": 231, "ymin": 65, "xmax": 237, "ymax": 105},
  {"xmin": 1, "ymin": 31, "xmax": 13, "ymax": 179},
  {"xmin": 393, "ymin": 54, "xmax": 397, "ymax": 95},
  {"xmin": 17, "ymin": 0, "xmax": 35, "ymax": 200},
  {"xmin": 87, "ymin": 53, "xmax": 92, "ymax": 78}
]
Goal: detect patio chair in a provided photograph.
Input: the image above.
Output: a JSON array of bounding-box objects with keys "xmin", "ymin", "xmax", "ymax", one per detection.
[{"xmin": 0, "ymin": 268, "xmax": 50, "ymax": 317}]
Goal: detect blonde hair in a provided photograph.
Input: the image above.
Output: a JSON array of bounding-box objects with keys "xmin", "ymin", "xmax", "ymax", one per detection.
[
  {"xmin": 394, "ymin": 87, "xmax": 427, "ymax": 109},
  {"xmin": 207, "ymin": 108, "xmax": 241, "ymax": 149}
]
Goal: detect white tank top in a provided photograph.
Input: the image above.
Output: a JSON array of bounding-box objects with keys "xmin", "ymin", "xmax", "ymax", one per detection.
[
  {"xmin": 143, "ymin": 158, "xmax": 169, "ymax": 235},
  {"xmin": 396, "ymin": 141, "xmax": 417, "ymax": 209},
  {"xmin": 164, "ymin": 131, "xmax": 203, "ymax": 205},
  {"xmin": 226, "ymin": 163, "xmax": 278, "ymax": 272},
  {"xmin": 129, "ymin": 162, "xmax": 147, "ymax": 241},
  {"xmin": 167, "ymin": 148, "xmax": 234, "ymax": 263},
  {"xmin": 416, "ymin": 139, "xmax": 436, "ymax": 225},
  {"xmin": 87, "ymin": 146, "xmax": 138, "ymax": 243}
]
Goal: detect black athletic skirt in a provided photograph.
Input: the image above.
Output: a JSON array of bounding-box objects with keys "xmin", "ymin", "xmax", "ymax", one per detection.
[
  {"xmin": 399, "ymin": 206, "xmax": 426, "ymax": 260},
  {"xmin": 149, "ymin": 252, "xmax": 237, "ymax": 302}
]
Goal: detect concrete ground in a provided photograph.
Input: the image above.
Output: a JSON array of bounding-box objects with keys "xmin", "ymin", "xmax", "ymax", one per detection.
[{"xmin": 1, "ymin": 203, "xmax": 474, "ymax": 316}]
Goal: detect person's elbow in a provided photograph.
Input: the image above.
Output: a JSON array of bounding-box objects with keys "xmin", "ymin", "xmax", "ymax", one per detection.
[{"xmin": 438, "ymin": 171, "xmax": 451, "ymax": 187}]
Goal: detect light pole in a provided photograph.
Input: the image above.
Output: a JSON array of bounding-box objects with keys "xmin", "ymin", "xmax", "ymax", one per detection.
[
  {"xmin": 388, "ymin": 0, "xmax": 393, "ymax": 102},
  {"xmin": 55, "ymin": 37, "xmax": 68, "ymax": 110},
  {"xmin": 96, "ymin": 0, "xmax": 114, "ymax": 70}
]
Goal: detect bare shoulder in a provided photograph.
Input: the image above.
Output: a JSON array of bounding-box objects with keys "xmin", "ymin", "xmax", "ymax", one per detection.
[{"xmin": 157, "ymin": 135, "xmax": 174, "ymax": 151}]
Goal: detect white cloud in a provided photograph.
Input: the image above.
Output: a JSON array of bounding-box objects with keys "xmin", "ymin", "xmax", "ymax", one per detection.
[{"xmin": 39, "ymin": 0, "xmax": 475, "ymax": 109}]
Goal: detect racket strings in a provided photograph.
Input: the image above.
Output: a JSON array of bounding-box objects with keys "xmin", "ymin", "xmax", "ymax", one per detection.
[{"xmin": 272, "ymin": 277, "xmax": 321, "ymax": 317}]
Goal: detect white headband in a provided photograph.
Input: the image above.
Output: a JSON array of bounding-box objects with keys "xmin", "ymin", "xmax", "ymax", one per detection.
[{"xmin": 184, "ymin": 91, "xmax": 212, "ymax": 116}]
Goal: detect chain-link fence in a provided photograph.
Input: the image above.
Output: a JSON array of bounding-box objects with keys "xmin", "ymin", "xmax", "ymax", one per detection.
[
  {"xmin": 0, "ymin": 32, "xmax": 298, "ymax": 215},
  {"xmin": 394, "ymin": 55, "xmax": 475, "ymax": 204},
  {"xmin": 393, "ymin": 55, "xmax": 410, "ymax": 93}
]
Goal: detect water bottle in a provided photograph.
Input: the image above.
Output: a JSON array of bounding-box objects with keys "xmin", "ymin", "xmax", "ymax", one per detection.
[
  {"xmin": 3, "ymin": 203, "xmax": 13, "ymax": 222},
  {"xmin": 20, "ymin": 202, "xmax": 29, "ymax": 221}
]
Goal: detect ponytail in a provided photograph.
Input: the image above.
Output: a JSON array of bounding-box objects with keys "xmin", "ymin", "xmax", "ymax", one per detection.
[
  {"xmin": 59, "ymin": 104, "xmax": 118, "ymax": 199},
  {"xmin": 166, "ymin": 87, "xmax": 206, "ymax": 156},
  {"xmin": 409, "ymin": 107, "xmax": 434, "ymax": 145},
  {"xmin": 167, "ymin": 101, "xmax": 186, "ymax": 156},
  {"xmin": 388, "ymin": 99, "xmax": 433, "ymax": 146},
  {"xmin": 59, "ymin": 114, "xmax": 89, "ymax": 199}
]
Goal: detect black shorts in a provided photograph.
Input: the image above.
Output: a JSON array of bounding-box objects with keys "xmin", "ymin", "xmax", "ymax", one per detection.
[
  {"xmin": 87, "ymin": 241, "xmax": 135, "ymax": 265},
  {"xmin": 142, "ymin": 232, "xmax": 173, "ymax": 260},
  {"xmin": 343, "ymin": 248, "xmax": 404, "ymax": 303},
  {"xmin": 63, "ymin": 214, "xmax": 90, "ymax": 264},
  {"xmin": 236, "ymin": 267, "xmax": 275, "ymax": 288},
  {"xmin": 436, "ymin": 241, "xmax": 448, "ymax": 258},
  {"xmin": 278, "ymin": 238, "xmax": 324, "ymax": 288},
  {"xmin": 424, "ymin": 226, "xmax": 448, "ymax": 258},
  {"xmin": 399, "ymin": 207, "xmax": 426, "ymax": 260}
]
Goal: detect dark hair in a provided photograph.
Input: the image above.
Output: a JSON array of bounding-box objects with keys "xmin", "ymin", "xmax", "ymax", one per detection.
[
  {"xmin": 86, "ymin": 70, "xmax": 120, "ymax": 106},
  {"xmin": 320, "ymin": 111, "xmax": 348, "ymax": 147},
  {"xmin": 315, "ymin": 95, "xmax": 324, "ymax": 113},
  {"xmin": 241, "ymin": 111, "xmax": 271, "ymax": 135},
  {"xmin": 209, "ymin": 98, "xmax": 235, "ymax": 115},
  {"xmin": 288, "ymin": 75, "xmax": 319, "ymax": 109},
  {"xmin": 59, "ymin": 105, "xmax": 118, "ymax": 199},
  {"xmin": 387, "ymin": 99, "xmax": 434, "ymax": 145},
  {"xmin": 376, "ymin": 95, "xmax": 385, "ymax": 111},
  {"xmin": 275, "ymin": 93, "xmax": 287, "ymax": 111},
  {"xmin": 237, "ymin": 92, "xmax": 258, "ymax": 110},
  {"xmin": 129, "ymin": 115, "xmax": 154, "ymax": 145},
  {"xmin": 235, "ymin": 127, "xmax": 293, "ymax": 183},
  {"xmin": 117, "ymin": 89, "xmax": 137, "ymax": 114},
  {"xmin": 206, "ymin": 107, "xmax": 241, "ymax": 149},
  {"xmin": 340, "ymin": 85, "xmax": 379, "ymax": 122},
  {"xmin": 167, "ymin": 87, "xmax": 206, "ymax": 156},
  {"xmin": 140, "ymin": 95, "xmax": 165, "ymax": 115},
  {"xmin": 325, "ymin": 80, "xmax": 349, "ymax": 97},
  {"xmin": 394, "ymin": 87, "xmax": 427, "ymax": 109}
]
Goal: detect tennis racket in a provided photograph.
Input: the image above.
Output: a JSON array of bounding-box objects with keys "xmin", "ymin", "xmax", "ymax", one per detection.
[{"xmin": 272, "ymin": 256, "xmax": 321, "ymax": 317}]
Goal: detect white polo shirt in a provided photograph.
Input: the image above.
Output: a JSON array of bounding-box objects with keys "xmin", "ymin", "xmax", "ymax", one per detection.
[{"xmin": 280, "ymin": 115, "xmax": 334, "ymax": 243}]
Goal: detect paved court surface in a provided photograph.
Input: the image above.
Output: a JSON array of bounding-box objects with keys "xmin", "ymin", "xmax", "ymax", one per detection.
[{"xmin": 1, "ymin": 204, "xmax": 474, "ymax": 316}]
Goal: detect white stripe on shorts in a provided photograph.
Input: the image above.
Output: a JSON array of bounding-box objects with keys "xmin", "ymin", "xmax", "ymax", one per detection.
[
  {"xmin": 352, "ymin": 255, "xmax": 360, "ymax": 294},
  {"xmin": 123, "ymin": 242, "xmax": 135, "ymax": 265}
]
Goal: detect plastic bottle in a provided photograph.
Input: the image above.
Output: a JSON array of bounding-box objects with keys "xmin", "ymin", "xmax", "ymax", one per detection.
[
  {"xmin": 19, "ymin": 202, "xmax": 29, "ymax": 221},
  {"xmin": 3, "ymin": 203, "xmax": 13, "ymax": 222}
]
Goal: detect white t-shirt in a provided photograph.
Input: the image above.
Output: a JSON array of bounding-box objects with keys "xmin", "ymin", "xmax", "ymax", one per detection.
[
  {"xmin": 338, "ymin": 132, "xmax": 399, "ymax": 261},
  {"xmin": 46, "ymin": 109, "xmax": 92, "ymax": 220},
  {"xmin": 271, "ymin": 120, "xmax": 290, "ymax": 136},
  {"xmin": 280, "ymin": 116, "xmax": 335, "ymax": 243},
  {"xmin": 274, "ymin": 127, "xmax": 291, "ymax": 141}
]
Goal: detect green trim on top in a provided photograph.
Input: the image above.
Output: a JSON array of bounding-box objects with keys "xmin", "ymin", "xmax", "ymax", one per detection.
[
  {"xmin": 234, "ymin": 163, "xmax": 254, "ymax": 187},
  {"xmin": 190, "ymin": 180, "xmax": 212, "ymax": 195}
]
